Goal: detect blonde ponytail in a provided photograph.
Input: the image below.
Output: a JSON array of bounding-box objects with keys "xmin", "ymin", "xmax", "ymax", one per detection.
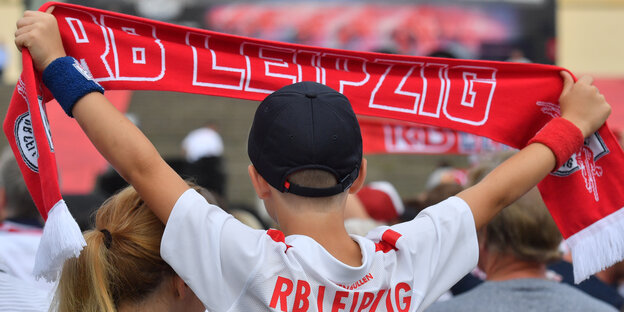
[
  {"xmin": 52, "ymin": 186, "xmax": 175, "ymax": 311},
  {"xmin": 52, "ymin": 230, "xmax": 116, "ymax": 311}
]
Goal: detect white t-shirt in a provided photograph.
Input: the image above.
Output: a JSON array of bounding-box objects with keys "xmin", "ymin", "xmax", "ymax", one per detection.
[{"xmin": 161, "ymin": 190, "xmax": 478, "ymax": 312}]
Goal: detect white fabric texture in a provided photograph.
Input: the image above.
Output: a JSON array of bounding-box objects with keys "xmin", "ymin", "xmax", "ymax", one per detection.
[
  {"xmin": 33, "ymin": 200, "xmax": 86, "ymax": 282},
  {"xmin": 0, "ymin": 260, "xmax": 53, "ymax": 312},
  {"xmin": 0, "ymin": 221, "xmax": 41, "ymax": 281},
  {"xmin": 0, "ymin": 222, "xmax": 54, "ymax": 291},
  {"xmin": 566, "ymin": 205, "xmax": 624, "ymax": 283},
  {"xmin": 162, "ymin": 190, "xmax": 478, "ymax": 312}
]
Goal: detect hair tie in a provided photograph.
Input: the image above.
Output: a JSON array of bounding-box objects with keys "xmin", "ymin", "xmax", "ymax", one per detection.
[{"xmin": 100, "ymin": 229, "xmax": 112, "ymax": 249}]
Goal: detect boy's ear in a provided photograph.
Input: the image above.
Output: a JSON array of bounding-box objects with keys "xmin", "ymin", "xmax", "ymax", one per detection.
[
  {"xmin": 348, "ymin": 158, "xmax": 367, "ymax": 194},
  {"xmin": 248, "ymin": 165, "xmax": 272, "ymax": 199}
]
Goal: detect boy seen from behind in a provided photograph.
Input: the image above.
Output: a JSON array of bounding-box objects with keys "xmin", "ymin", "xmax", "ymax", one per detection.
[{"xmin": 15, "ymin": 10, "xmax": 611, "ymax": 312}]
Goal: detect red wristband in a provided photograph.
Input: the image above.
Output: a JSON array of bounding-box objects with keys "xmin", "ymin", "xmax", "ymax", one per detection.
[{"xmin": 527, "ymin": 117, "xmax": 584, "ymax": 171}]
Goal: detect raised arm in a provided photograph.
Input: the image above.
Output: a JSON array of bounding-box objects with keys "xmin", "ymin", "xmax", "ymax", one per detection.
[
  {"xmin": 15, "ymin": 10, "xmax": 188, "ymax": 223},
  {"xmin": 458, "ymin": 71, "xmax": 611, "ymax": 230}
]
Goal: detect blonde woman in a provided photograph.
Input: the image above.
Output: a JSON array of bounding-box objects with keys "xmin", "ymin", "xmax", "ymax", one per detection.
[{"xmin": 52, "ymin": 185, "xmax": 209, "ymax": 312}]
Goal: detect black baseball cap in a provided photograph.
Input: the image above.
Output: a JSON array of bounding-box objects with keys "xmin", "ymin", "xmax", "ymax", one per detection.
[{"xmin": 248, "ymin": 81, "xmax": 363, "ymax": 197}]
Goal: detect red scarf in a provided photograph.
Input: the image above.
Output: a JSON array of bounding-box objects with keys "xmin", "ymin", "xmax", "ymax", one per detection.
[
  {"xmin": 359, "ymin": 117, "xmax": 511, "ymax": 154},
  {"xmin": 5, "ymin": 2, "xmax": 624, "ymax": 283}
]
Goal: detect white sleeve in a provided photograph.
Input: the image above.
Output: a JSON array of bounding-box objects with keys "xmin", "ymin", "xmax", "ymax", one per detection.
[
  {"xmin": 161, "ymin": 189, "xmax": 269, "ymax": 312},
  {"xmin": 370, "ymin": 196, "xmax": 478, "ymax": 310}
]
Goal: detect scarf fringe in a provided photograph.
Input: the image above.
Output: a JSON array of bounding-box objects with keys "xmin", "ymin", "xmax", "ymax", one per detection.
[
  {"xmin": 567, "ymin": 206, "xmax": 624, "ymax": 284},
  {"xmin": 33, "ymin": 200, "xmax": 86, "ymax": 282}
]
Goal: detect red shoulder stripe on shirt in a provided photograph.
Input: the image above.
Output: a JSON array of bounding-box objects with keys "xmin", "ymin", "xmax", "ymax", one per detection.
[
  {"xmin": 266, "ymin": 229, "xmax": 292, "ymax": 252},
  {"xmin": 375, "ymin": 229, "xmax": 402, "ymax": 253}
]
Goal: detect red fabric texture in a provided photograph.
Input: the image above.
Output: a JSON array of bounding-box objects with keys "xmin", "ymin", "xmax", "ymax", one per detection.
[
  {"xmin": 3, "ymin": 50, "xmax": 60, "ymax": 220},
  {"xmin": 359, "ymin": 117, "xmax": 512, "ymax": 154},
  {"xmin": 375, "ymin": 229, "xmax": 402, "ymax": 253},
  {"xmin": 528, "ymin": 117, "xmax": 584, "ymax": 170},
  {"xmin": 4, "ymin": 2, "xmax": 624, "ymax": 279},
  {"xmin": 266, "ymin": 229, "xmax": 292, "ymax": 252}
]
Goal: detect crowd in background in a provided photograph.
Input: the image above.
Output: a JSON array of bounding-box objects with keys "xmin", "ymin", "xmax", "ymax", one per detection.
[
  {"xmin": 1, "ymin": 124, "xmax": 624, "ymax": 310},
  {"xmin": 1, "ymin": 1, "xmax": 623, "ymax": 311}
]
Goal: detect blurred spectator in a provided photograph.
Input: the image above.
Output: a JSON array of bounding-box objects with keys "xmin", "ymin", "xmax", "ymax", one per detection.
[
  {"xmin": 422, "ymin": 182, "xmax": 464, "ymax": 208},
  {"xmin": 506, "ymin": 48, "xmax": 531, "ymax": 63},
  {"xmin": 0, "ymin": 148, "xmax": 53, "ymax": 291},
  {"xmin": 548, "ymin": 248, "xmax": 624, "ymax": 310},
  {"xmin": 52, "ymin": 183, "xmax": 210, "ymax": 311},
  {"xmin": 0, "ymin": 151, "xmax": 29, "ymax": 206},
  {"xmin": 181, "ymin": 124, "xmax": 227, "ymax": 200},
  {"xmin": 453, "ymin": 150, "xmax": 624, "ymax": 309},
  {"xmin": 344, "ymin": 193, "xmax": 381, "ymax": 236},
  {"xmin": 95, "ymin": 152, "xmax": 226, "ymax": 199},
  {"xmin": 355, "ymin": 181, "xmax": 404, "ymax": 224},
  {"xmin": 425, "ymin": 161, "xmax": 467, "ymax": 190},
  {"xmin": 400, "ymin": 182, "xmax": 463, "ymax": 223},
  {"xmin": 466, "ymin": 151, "xmax": 516, "ymax": 186},
  {"xmin": 427, "ymin": 151, "xmax": 617, "ymax": 312},
  {"xmin": 597, "ymin": 261, "xmax": 624, "ymax": 298},
  {"xmin": 182, "ymin": 123, "xmax": 224, "ymax": 162},
  {"xmin": 427, "ymin": 187, "xmax": 616, "ymax": 312},
  {"xmin": 343, "ymin": 181, "xmax": 405, "ymax": 236},
  {"xmin": 0, "ymin": 148, "xmax": 41, "ymax": 228}
]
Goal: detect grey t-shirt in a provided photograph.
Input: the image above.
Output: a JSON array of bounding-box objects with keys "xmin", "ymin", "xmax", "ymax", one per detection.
[{"xmin": 426, "ymin": 278, "xmax": 617, "ymax": 312}]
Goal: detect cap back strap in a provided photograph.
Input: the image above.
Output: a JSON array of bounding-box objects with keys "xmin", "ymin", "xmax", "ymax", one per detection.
[{"xmin": 284, "ymin": 167, "xmax": 359, "ymax": 197}]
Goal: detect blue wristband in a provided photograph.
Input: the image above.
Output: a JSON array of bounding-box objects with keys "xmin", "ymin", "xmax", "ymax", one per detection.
[{"xmin": 42, "ymin": 56, "xmax": 104, "ymax": 117}]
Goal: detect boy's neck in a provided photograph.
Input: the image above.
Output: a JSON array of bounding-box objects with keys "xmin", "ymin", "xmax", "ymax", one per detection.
[{"xmin": 278, "ymin": 206, "xmax": 363, "ymax": 267}]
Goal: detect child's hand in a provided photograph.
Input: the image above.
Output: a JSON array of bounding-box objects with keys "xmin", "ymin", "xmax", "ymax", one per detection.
[
  {"xmin": 559, "ymin": 71, "xmax": 611, "ymax": 137},
  {"xmin": 14, "ymin": 9, "xmax": 66, "ymax": 72}
]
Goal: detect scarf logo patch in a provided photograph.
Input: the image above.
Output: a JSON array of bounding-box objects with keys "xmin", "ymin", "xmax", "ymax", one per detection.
[
  {"xmin": 14, "ymin": 112, "xmax": 38, "ymax": 173},
  {"xmin": 537, "ymin": 101, "xmax": 609, "ymax": 202}
]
